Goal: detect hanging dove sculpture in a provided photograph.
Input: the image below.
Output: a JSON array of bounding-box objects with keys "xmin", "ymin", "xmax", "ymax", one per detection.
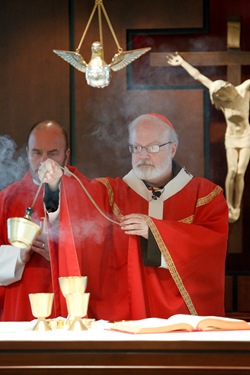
[{"xmin": 53, "ymin": 41, "xmax": 151, "ymax": 88}]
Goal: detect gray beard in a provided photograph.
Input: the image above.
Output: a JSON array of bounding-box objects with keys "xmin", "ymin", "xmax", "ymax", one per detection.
[{"xmin": 133, "ymin": 164, "xmax": 163, "ymax": 181}]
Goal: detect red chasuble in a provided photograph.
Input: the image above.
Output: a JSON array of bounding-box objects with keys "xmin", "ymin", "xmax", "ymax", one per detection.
[
  {"xmin": 0, "ymin": 167, "xmax": 92, "ymax": 321},
  {"xmin": 57, "ymin": 166, "xmax": 229, "ymax": 321}
]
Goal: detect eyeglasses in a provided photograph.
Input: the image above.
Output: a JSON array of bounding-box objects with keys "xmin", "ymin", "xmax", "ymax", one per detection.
[{"xmin": 129, "ymin": 142, "xmax": 172, "ymax": 154}]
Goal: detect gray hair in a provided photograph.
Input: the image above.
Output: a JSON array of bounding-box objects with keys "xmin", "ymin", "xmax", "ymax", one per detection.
[{"xmin": 128, "ymin": 114, "xmax": 179, "ymax": 146}]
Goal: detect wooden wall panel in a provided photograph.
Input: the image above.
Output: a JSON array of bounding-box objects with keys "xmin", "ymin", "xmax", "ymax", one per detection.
[
  {"xmin": 0, "ymin": 0, "xmax": 70, "ymax": 148},
  {"xmin": 225, "ymin": 275, "xmax": 233, "ymax": 313},
  {"xmin": 238, "ymin": 277, "xmax": 250, "ymax": 312}
]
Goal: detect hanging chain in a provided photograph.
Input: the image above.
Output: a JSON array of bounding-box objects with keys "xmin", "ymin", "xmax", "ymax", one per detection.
[{"xmin": 76, "ymin": 0, "xmax": 122, "ymax": 54}]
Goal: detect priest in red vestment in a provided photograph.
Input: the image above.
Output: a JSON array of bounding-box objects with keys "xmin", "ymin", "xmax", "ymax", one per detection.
[{"xmin": 0, "ymin": 120, "xmax": 90, "ymax": 320}]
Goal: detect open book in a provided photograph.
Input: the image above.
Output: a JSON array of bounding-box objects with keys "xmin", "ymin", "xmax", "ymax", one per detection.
[{"xmin": 109, "ymin": 314, "xmax": 250, "ymax": 334}]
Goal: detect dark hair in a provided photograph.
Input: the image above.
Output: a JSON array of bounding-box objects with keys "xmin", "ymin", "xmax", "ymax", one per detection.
[{"xmin": 27, "ymin": 120, "xmax": 69, "ymax": 150}]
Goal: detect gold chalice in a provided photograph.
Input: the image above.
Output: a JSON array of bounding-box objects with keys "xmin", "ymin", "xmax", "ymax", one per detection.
[
  {"xmin": 29, "ymin": 293, "xmax": 54, "ymax": 331},
  {"xmin": 59, "ymin": 276, "xmax": 88, "ymax": 326},
  {"xmin": 65, "ymin": 292, "xmax": 90, "ymax": 331},
  {"xmin": 59, "ymin": 276, "xmax": 88, "ymax": 296}
]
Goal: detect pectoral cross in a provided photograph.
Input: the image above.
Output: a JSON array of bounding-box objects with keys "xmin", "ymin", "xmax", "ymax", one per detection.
[{"xmin": 150, "ymin": 17, "xmax": 250, "ymax": 86}]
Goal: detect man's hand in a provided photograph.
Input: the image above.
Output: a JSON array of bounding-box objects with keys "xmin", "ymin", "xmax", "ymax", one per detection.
[
  {"xmin": 120, "ymin": 214, "xmax": 149, "ymax": 239},
  {"xmin": 20, "ymin": 234, "xmax": 50, "ymax": 263},
  {"xmin": 166, "ymin": 52, "xmax": 183, "ymax": 66},
  {"xmin": 20, "ymin": 248, "xmax": 33, "ymax": 264},
  {"xmin": 38, "ymin": 158, "xmax": 62, "ymax": 191}
]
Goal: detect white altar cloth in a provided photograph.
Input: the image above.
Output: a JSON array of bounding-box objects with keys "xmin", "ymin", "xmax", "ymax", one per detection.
[{"xmin": 0, "ymin": 320, "xmax": 250, "ymax": 342}]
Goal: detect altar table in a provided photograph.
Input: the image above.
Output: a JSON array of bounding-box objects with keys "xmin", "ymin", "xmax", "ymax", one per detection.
[{"xmin": 0, "ymin": 321, "xmax": 250, "ymax": 374}]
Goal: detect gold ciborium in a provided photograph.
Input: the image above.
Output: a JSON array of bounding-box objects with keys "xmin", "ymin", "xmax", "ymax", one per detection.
[
  {"xmin": 65, "ymin": 292, "xmax": 90, "ymax": 331},
  {"xmin": 29, "ymin": 293, "xmax": 54, "ymax": 331},
  {"xmin": 7, "ymin": 207, "xmax": 41, "ymax": 249}
]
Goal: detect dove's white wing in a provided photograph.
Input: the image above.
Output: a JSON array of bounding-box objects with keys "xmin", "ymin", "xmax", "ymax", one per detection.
[
  {"xmin": 109, "ymin": 47, "xmax": 151, "ymax": 72},
  {"xmin": 53, "ymin": 50, "xmax": 87, "ymax": 73}
]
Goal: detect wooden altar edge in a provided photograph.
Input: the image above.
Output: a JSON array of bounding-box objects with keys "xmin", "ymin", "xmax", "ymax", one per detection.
[
  {"xmin": 0, "ymin": 340, "xmax": 250, "ymax": 373},
  {"xmin": 0, "ymin": 365, "xmax": 250, "ymax": 375},
  {"xmin": 1, "ymin": 339, "xmax": 250, "ymax": 350}
]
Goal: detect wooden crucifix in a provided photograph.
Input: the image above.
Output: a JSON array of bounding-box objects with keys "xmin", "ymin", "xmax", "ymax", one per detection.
[
  {"xmin": 149, "ymin": 17, "xmax": 250, "ymax": 251},
  {"xmin": 150, "ymin": 18, "xmax": 250, "ymax": 86}
]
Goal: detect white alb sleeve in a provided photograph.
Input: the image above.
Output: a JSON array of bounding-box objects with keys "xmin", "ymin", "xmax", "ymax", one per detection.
[{"xmin": 0, "ymin": 245, "xmax": 25, "ymax": 286}]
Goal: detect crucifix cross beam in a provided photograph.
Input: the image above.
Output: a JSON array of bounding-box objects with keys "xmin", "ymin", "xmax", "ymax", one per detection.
[{"xmin": 150, "ymin": 18, "xmax": 250, "ymax": 86}]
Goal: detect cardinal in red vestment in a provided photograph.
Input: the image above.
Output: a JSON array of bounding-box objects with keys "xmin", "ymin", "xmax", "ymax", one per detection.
[{"xmin": 55, "ymin": 113, "xmax": 229, "ymax": 321}]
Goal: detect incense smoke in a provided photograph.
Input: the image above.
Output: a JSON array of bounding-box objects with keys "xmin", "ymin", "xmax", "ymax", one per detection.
[{"xmin": 0, "ymin": 135, "xmax": 28, "ymax": 190}]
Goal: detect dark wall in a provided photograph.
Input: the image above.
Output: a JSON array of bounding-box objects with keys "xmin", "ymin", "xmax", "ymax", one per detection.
[{"xmin": 0, "ymin": 1, "xmax": 70, "ymax": 141}]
